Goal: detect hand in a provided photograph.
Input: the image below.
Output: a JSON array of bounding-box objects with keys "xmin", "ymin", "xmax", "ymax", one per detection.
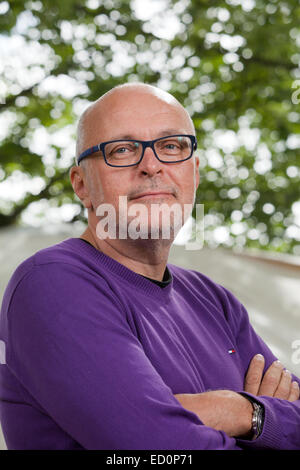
[
  {"xmin": 244, "ymin": 354, "xmax": 300, "ymax": 401},
  {"xmin": 174, "ymin": 390, "xmax": 253, "ymax": 438},
  {"xmin": 174, "ymin": 355, "xmax": 300, "ymax": 439}
]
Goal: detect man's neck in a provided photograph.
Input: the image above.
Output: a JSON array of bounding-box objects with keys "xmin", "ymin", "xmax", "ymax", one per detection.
[{"xmin": 80, "ymin": 226, "xmax": 171, "ymax": 282}]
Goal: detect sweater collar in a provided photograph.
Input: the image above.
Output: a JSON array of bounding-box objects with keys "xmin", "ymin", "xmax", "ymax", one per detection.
[{"xmin": 67, "ymin": 238, "xmax": 174, "ymax": 299}]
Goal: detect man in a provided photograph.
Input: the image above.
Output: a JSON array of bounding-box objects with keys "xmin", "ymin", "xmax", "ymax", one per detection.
[{"xmin": 0, "ymin": 83, "xmax": 299, "ymax": 450}]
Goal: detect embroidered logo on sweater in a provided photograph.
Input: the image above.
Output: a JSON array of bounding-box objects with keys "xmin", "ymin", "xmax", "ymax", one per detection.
[{"xmin": 228, "ymin": 348, "xmax": 236, "ymax": 354}]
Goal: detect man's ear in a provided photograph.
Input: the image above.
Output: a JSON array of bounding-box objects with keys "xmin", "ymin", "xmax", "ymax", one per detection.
[
  {"xmin": 195, "ymin": 155, "xmax": 200, "ymax": 189},
  {"xmin": 69, "ymin": 165, "xmax": 92, "ymax": 209}
]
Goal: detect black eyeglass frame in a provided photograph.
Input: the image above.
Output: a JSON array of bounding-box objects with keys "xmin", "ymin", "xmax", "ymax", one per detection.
[{"xmin": 77, "ymin": 134, "xmax": 197, "ymax": 167}]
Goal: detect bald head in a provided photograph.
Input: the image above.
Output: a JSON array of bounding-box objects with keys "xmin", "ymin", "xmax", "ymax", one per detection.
[{"xmin": 75, "ymin": 83, "xmax": 194, "ymax": 165}]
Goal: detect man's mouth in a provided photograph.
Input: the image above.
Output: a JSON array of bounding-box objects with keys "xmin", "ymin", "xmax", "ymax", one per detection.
[{"xmin": 130, "ymin": 191, "xmax": 175, "ymax": 201}]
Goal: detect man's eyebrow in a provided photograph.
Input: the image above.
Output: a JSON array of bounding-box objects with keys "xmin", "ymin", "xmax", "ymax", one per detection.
[
  {"xmin": 107, "ymin": 130, "xmax": 189, "ymax": 141},
  {"xmin": 158, "ymin": 129, "xmax": 188, "ymax": 137}
]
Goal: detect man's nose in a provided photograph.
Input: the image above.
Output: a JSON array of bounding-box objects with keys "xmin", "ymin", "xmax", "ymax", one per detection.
[{"xmin": 138, "ymin": 146, "xmax": 163, "ymax": 176}]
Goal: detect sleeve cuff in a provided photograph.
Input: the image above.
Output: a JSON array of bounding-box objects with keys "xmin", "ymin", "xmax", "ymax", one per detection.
[{"xmin": 236, "ymin": 392, "xmax": 284, "ymax": 450}]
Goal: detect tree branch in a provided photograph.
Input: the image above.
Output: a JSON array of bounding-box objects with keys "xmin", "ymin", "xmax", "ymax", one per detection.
[{"xmin": 0, "ymin": 58, "xmax": 74, "ymax": 110}]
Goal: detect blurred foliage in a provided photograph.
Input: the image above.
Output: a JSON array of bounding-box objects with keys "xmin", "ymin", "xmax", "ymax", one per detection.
[{"xmin": 0, "ymin": 0, "xmax": 300, "ymax": 254}]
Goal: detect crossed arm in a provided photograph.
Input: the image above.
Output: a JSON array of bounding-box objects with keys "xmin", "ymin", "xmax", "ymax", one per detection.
[{"xmin": 174, "ymin": 354, "xmax": 300, "ymax": 438}]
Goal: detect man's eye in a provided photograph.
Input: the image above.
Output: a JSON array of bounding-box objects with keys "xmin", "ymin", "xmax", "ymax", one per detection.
[
  {"xmin": 107, "ymin": 143, "xmax": 139, "ymax": 158},
  {"xmin": 115, "ymin": 147, "xmax": 129, "ymax": 153},
  {"xmin": 161, "ymin": 141, "xmax": 181, "ymax": 150},
  {"xmin": 165, "ymin": 143, "xmax": 177, "ymax": 149},
  {"xmin": 112, "ymin": 145, "xmax": 135, "ymax": 154}
]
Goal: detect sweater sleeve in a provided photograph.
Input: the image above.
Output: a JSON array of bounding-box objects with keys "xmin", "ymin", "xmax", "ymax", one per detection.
[
  {"xmin": 221, "ymin": 287, "xmax": 300, "ymax": 450},
  {"xmin": 5, "ymin": 262, "xmax": 241, "ymax": 450}
]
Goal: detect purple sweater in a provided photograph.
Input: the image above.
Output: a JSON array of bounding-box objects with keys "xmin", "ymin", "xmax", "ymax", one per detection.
[{"xmin": 0, "ymin": 238, "xmax": 299, "ymax": 450}]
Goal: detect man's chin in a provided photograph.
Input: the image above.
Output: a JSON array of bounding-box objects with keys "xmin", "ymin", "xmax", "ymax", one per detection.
[{"xmin": 126, "ymin": 219, "xmax": 182, "ymax": 242}]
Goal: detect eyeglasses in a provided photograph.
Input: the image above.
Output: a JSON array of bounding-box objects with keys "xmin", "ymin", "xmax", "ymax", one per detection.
[{"xmin": 77, "ymin": 134, "xmax": 197, "ymax": 167}]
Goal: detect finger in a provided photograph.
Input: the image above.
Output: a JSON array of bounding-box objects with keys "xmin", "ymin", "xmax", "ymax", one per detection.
[
  {"xmin": 244, "ymin": 354, "xmax": 265, "ymax": 395},
  {"xmin": 274, "ymin": 369, "xmax": 292, "ymax": 400},
  {"xmin": 258, "ymin": 360, "xmax": 284, "ymax": 396},
  {"xmin": 288, "ymin": 381, "xmax": 300, "ymax": 402}
]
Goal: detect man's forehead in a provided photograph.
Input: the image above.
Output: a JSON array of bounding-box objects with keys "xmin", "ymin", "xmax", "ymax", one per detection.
[
  {"xmin": 91, "ymin": 112, "xmax": 192, "ymax": 144},
  {"xmin": 77, "ymin": 85, "xmax": 195, "ymax": 155},
  {"xmin": 88, "ymin": 92, "xmax": 190, "ymax": 130}
]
